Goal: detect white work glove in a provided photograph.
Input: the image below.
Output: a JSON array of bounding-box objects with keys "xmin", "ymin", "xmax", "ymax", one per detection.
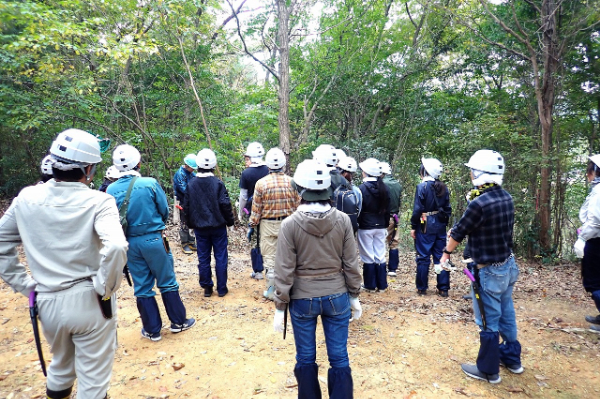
[
  {"xmin": 574, "ymin": 238, "xmax": 586, "ymax": 258},
  {"xmin": 273, "ymin": 309, "xmax": 285, "ymax": 333},
  {"xmin": 349, "ymin": 297, "xmax": 362, "ymax": 322},
  {"xmin": 440, "ymin": 260, "xmax": 456, "ymax": 272},
  {"xmin": 434, "ymin": 263, "xmax": 443, "ymax": 274}
]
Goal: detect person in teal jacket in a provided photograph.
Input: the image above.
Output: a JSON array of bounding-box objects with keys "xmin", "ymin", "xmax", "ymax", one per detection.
[{"xmin": 107, "ymin": 144, "xmax": 195, "ymax": 342}]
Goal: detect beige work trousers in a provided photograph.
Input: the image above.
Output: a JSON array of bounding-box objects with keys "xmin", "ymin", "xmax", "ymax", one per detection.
[
  {"xmin": 37, "ymin": 282, "xmax": 117, "ymax": 398},
  {"xmin": 259, "ymin": 219, "xmax": 282, "ymax": 271},
  {"xmin": 386, "ymin": 216, "xmax": 400, "ymax": 250}
]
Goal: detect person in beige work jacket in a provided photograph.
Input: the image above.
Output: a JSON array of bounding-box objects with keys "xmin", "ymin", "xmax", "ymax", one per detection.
[{"xmin": 272, "ymin": 159, "xmax": 363, "ymax": 399}]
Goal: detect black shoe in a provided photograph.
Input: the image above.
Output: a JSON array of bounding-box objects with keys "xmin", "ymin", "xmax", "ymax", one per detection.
[
  {"xmin": 437, "ymin": 290, "xmax": 449, "ymax": 298},
  {"xmin": 417, "ymin": 289, "xmax": 426, "ymax": 296},
  {"xmin": 585, "ymin": 315, "xmax": 600, "ymax": 325},
  {"xmin": 203, "ymin": 287, "xmax": 213, "ymax": 297},
  {"xmin": 461, "ymin": 364, "xmax": 501, "ymax": 384},
  {"xmin": 218, "ymin": 288, "xmax": 228, "ymax": 297}
]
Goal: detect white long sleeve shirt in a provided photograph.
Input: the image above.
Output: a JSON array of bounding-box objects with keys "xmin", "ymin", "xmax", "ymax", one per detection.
[
  {"xmin": 579, "ymin": 182, "xmax": 600, "ymax": 241},
  {"xmin": 0, "ymin": 180, "xmax": 128, "ymax": 297}
]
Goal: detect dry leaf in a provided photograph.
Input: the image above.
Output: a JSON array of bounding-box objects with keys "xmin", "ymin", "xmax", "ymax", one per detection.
[
  {"xmin": 172, "ymin": 362, "xmax": 185, "ymax": 371},
  {"xmin": 535, "ymin": 374, "xmax": 549, "ymax": 381},
  {"xmin": 506, "ymin": 387, "xmax": 524, "ymax": 393}
]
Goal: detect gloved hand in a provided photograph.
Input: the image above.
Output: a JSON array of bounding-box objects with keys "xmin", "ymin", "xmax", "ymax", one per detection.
[
  {"xmin": 434, "ymin": 263, "xmax": 443, "ymax": 274},
  {"xmin": 441, "ymin": 259, "xmax": 456, "ymax": 272},
  {"xmin": 273, "ymin": 309, "xmax": 285, "ymax": 332},
  {"xmin": 349, "ymin": 297, "xmax": 362, "ymax": 322},
  {"xmin": 574, "ymin": 238, "xmax": 585, "ymax": 258},
  {"xmin": 247, "ymin": 227, "xmax": 255, "ymax": 242}
]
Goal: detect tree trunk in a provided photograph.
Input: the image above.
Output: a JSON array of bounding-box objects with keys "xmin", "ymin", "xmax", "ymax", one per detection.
[{"xmin": 276, "ymin": 0, "xmax": 291, "ymax": 171}]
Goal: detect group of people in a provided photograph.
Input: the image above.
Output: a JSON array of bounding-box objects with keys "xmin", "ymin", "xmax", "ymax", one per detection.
[{"xmin": 2, "ymin": 127, "xmax": 600, "ymax": 398}]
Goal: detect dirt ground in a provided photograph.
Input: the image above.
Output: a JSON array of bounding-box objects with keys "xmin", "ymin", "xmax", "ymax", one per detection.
[{"xmin": 1, "ymin": 225, "xmax": 600, "ymax": 399}]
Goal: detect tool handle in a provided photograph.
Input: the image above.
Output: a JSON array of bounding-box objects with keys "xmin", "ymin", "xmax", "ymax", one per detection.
[
  {"xmin": 243, "ymin": 208, "xmax": 250, "ymax": 215},
  {"xmin": 463, "ymin": 268, "xmax": 476, "ymax": 282},
  {"xmin": 29, "ymin": 291, "xmax": 36, "ymax": 308}
]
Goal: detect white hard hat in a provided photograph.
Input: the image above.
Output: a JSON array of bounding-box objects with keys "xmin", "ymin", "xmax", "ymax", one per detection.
[
  {"xmin": 40, "ymin": 155, "xmax": 54, "ymax": 176},
  {"xmin": 589, "ymin": 155, "xmax": 600, "ymax": 168},
  {"xmin": 464, "ymin": 150, "xmax": 504, "ymax": 175},
  {"xmin": 293, "ymin": 159, "xmax": 331, "ymax": 190},
  {"xmin": 196, "ymin": 148, "xmax": 217, "ymax": 169},
  {"xmin": 184, "ymin": 154, "xmax": 198, "ymax": 169},
  {"xmin": 336, "ymin": 149, "xmax": 347, "ymax": 163},
  {"xmin": 105, "ymin": 165, "xmax": 122, "ymax": 180},
  {"xmin": 265, "ymin": 148, "xmax": 286, "ymax": 170},
  {"xmin": 359, "ymin": 158, "xmax": 382, "ymax": 177},
  {"xmin": 245, "ymin": 142, "xmax": 265, "ymax": 158},
  {"xmin": 312, "ymin": 144, "xmax": 339, "ymax": 167},
  {"xmin": 338, "ymin": 156, "xmax": 357, "ymax": 173},
  {"xmin": 381, "ymin": 162, "xmax": 392, "ymax": 175},
  {"xmin": 112, "ymin": 144, "xmax": 141, "ymax": 172},
  {"xmin": 422, "ymin": 157, "xmax": 443, "ymax": 179},
  {"xmin": 49, "ymin": 128, "xmax": 102, "ymax": 165}
]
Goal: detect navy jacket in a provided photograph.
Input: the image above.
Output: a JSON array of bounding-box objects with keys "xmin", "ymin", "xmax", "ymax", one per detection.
[
  {"xmin": 410, "ymin": 179, "xmax": 451, "ymax": 234},
  {"xmin": 357, "ymin": 180, "xmax": 391, "ymax": 230},
  {"xmin": 184, "ymin": 175, "xmax": 234, "ymax": 231}
]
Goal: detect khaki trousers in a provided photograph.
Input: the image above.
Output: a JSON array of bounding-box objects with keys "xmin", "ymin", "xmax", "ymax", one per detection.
[
  {"xmin": 259, "ymin": 219, "xmax": 282, "ymax": 271},
  {"xmin": 386, "ymin": 216, "xmax": 400, "ymax": 250}
]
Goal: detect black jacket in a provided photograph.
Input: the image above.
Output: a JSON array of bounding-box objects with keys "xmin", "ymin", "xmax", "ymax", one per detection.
[
  {"xmin": 184, "ymin": 175, "xmax": 234, "ymax": 231},
  {"xmin": 357, "ymin": 180, "xmax": 391, "ymax": 230}
]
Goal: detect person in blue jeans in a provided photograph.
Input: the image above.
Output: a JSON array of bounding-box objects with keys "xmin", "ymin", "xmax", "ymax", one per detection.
[
  {"xmin": 410, "ymin": 157, "xmax": 452, "ymax": 296},
  {"xmin": 108, "ymin": 144, "xmax": 195, "ymax": 342},
  {"xmin": 273, "ymin": 159, "xmax": 363, "ymax": 399},
  {"xmin": 441, "ymin": 149, "xmax": 523, "ymax": 384},
  {"xmin": 184, "ymin": 148, "xmax": 234, "ymax": 298}
]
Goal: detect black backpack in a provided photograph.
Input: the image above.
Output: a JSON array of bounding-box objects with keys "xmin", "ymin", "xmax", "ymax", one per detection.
[{"xmin": 333, "ymin": 184, "xmax": 360, "ymax": 232}]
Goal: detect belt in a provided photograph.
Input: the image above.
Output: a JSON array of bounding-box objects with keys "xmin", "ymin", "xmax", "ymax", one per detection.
[
  {"xmin": 423, "ymin": 211, "xmax": 439, "ymax": 216},
  {"xmin": 477, "ymin": 253, "xmax": 514, "ymax": 269},
  {"xmin": 264, "ymin": 216, "xmax": 287, "ymax": 221}
]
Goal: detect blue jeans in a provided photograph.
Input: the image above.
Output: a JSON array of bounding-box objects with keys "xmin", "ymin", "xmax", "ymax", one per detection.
[
  {"xmin": 127, "ymin": 232, "xmax": 179, "ymax": 298},
  {"xmin": 195, "ymin": 226, "xmax": 229, "ymax": 295},
  {"xmin": 472, "ymin": 256, "xmax": 519, "ymax": 342},
  {"xmin": 290, "ymin": 292, "xmax": 351, "ymax": 369}
]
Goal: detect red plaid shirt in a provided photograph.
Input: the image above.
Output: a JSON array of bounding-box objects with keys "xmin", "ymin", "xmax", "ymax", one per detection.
[{"xmin": 249, "ymin": 173, "xmax": 300, "ymax": 226}]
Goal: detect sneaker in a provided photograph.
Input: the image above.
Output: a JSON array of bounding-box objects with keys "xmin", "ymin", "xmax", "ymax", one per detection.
[
  {"xmin": 141, "ymin": 328, "xmax": 162, "ymax": 342},
  {"xmin": 387, "ymin": 271, "xmax": 397, "ymax": 277},
  {"xmin": 461, "ymin": 363, "xmax": 501, "ymax": 384},
  {"xmin": 590, "ymin": 324, "xmax": 600, "ymax": 332},
  {"xmin": 585, "ymin": 315, "xmax": 600, "ymax": 325},
  {"xmin": 500, "ymin": 360, "xmax": 524, "ymax": 374},
  {"xmin": 170, "ymin": 318, "xmax": 196, "ymax": 333},
  {"xmin": 187, "ymin": 242, "xmax": 197, "ymax": 251},
  {"xmin": 181, "ymin": 244, "xmax": 193, "ymax": 255},
  {"xmin": 251, "ymin": 272, "xmax": 264, "ymax": 280},
  {"xmin": 218, "ymin": 288, "xmax": 228, "ymax": 297},
  {"xmin": 417, "ymin": 289, "xmax": 426, "ymax": 296},
  {"xmin": 204, "ymin": 287, "xmax": 213, "ymax": 297},
  {"xmin": 361, "ymin": 285, "xmax": 376, "ymax": 293},
  {"xmin": 437, "ymin": 290, "xmax": 449, "ymax": 298}
]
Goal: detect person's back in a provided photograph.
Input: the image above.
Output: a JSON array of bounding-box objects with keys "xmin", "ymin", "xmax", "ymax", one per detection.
[
  {"xmin": 358, "ymin": 179, "xmax": 390, "ymax": 229},
  {"xmin": 383, "ymin": 174, "xmax": 402, "ymax": 215},
  {"xmin": 186, "ymin": 173, "xmax": 234, "ymax": 231}
]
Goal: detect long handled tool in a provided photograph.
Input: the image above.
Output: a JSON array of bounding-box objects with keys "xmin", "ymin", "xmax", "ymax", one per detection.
[
  {"xmin": 29, "ymin": 291, "xmax": 47, "ymax": 376},
  {"xmin": 463, "ymin": 267, "xmax": 487, "ymax": 330},
  {"xmin": 283, "ymin": 304, "xmax": 288, "ymax": 340}
]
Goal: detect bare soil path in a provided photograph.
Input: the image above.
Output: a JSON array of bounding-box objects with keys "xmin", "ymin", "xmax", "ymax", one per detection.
[{"xmin": 1, "ymin": 226, "xmax": 599, "ymax": 398}]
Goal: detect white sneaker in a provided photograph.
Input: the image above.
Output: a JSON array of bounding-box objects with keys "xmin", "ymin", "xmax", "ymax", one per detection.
[
  {"xmin": 387, "ymin": 271, "xmax": 397, "ymax": 277},
  {"xmin": 251, "ymin": 272, "xmax": 264, "ymax": 280}
]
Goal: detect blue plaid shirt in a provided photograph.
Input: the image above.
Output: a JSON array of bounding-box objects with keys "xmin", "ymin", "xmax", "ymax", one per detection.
[{"xmin": 450, "ymin": 185, "xmax": 514, "ymax": 264}]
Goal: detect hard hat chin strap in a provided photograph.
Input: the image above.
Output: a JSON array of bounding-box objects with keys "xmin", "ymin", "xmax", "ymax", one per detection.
[{"xmin": 80, "ymin": 164, "xmax": 97, "ymax": 182}]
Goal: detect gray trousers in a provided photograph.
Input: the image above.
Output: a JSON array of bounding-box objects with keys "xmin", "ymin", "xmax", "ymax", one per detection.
[{"xmin": 37, "ymin": 282, "xmax": 117, "ymax": 398}]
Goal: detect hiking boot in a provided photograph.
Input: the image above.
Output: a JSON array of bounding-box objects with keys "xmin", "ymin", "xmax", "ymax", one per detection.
[
  {"xmin": 461, "ymin": 364, "xmax": 501, "ymax": 384},
  {"xmin": 500, "ymin": 360, "xmax": 524, "ymax": 374},
  {"xmin": 218, "ymin": 288, "xmax": 229, "ymax": 297},
  {"xmin": 170, "ymin": 318, "xmax": 196, "ymax": 333},
  {"xmin": 187, "ymin": 241, "xmax": 197, "ymax": 251},
  {"xmin": 590, "ymin": 324, "xmax": 600, "ymax": 332},
  {"xmin": 203, "ymin": 287, "xmax": 213, "ymax": 297},
  {"xmin": 141, "ymin": 328, "xmax": 162, "ymax": 342},
  {"xmin": 387, "ymin": 271, "xmax": 397, "ymax": 277},
  {"xmin": 181, "ymin": 244, "xmax": 193, "ymax": 255},
  {"xmin": 251, "ymin": 272, "xmax": 264, "ymax": 280},
  {"xmin": 417, "ymin": 289, "xmax": 427, "ymax": 296},
  {"xmin": 585, "ymin": 315, "xmax": 600, "ymax": 325},
  {"xmin": 437, "ymin": 290, "xmax": 449, "ymax": 298}
]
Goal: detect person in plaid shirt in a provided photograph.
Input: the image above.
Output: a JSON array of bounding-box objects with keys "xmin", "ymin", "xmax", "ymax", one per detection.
[
  {"xmin": 441, "ymin": 149, "xmax": 522, "ymax": 385},
  {"xmin": 249, "ymin": 148, "xmax": 300, "ymax": 300}
]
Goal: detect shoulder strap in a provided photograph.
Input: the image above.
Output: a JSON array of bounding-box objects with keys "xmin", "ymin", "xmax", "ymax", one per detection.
[
  {"xmin": 430, "ymin": 181, "xmax": 441, "ymax": 209},
  {"xmin": 118, "ymin": 176, "xmax": 139, "ymax": 225}
]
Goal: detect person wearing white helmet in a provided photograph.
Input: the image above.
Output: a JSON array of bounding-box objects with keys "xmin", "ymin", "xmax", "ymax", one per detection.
[
  {"xmin": 380, "ymin": 162, "xmax": 402, "ymax": 277},
  {"xmin": 574, "ymin": 155, "xmax": 600, "ymax": 332},
  {"xmin": 441, "ymin": 149, "xmax": 522, "ymax": 384},
  {"xmin": 108, "ymin": 144, "xmax": 195, "ymax": 342},
  {"xmin": 39, "ymin": 154, "xmax": 54, "ymax": 183},
  {"xmin": 173, "ymin": 154, "xmax": 198, "ymax": 254},
  {"xmin": 184, "ymin": 148, "xmax": 235, "ymax": 298},
  {"xmin": 335, "ymin": 156, "xmax": 363, "ymax": 233},
  {"xmin": 410, "ymin": 157, "xmax": 452, "ymax": 297},
  {"xmin": 0, "ymin": 128, "xmax": 128, "ymax": 399},
  {"xmin": 273, "ymin": 159, "xmax": 362, "ymax": 398},
  {"xmin": 239, "ymin": 142, "xmax": 270, "ymax": 279},
  {"xmin": 98, "ymin": 165, "xmax": 122, "ymax": 192},
  {"xmin": 357, "ymin": 158, "xmax": 391, "ymax": 292},
  {"xmin": 248, "ymin": 147, "xmax": 300, "ymax": 299},
  {"xmin": 312, "ymin": 144, "xmax": 347, "ymax": 195}
]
